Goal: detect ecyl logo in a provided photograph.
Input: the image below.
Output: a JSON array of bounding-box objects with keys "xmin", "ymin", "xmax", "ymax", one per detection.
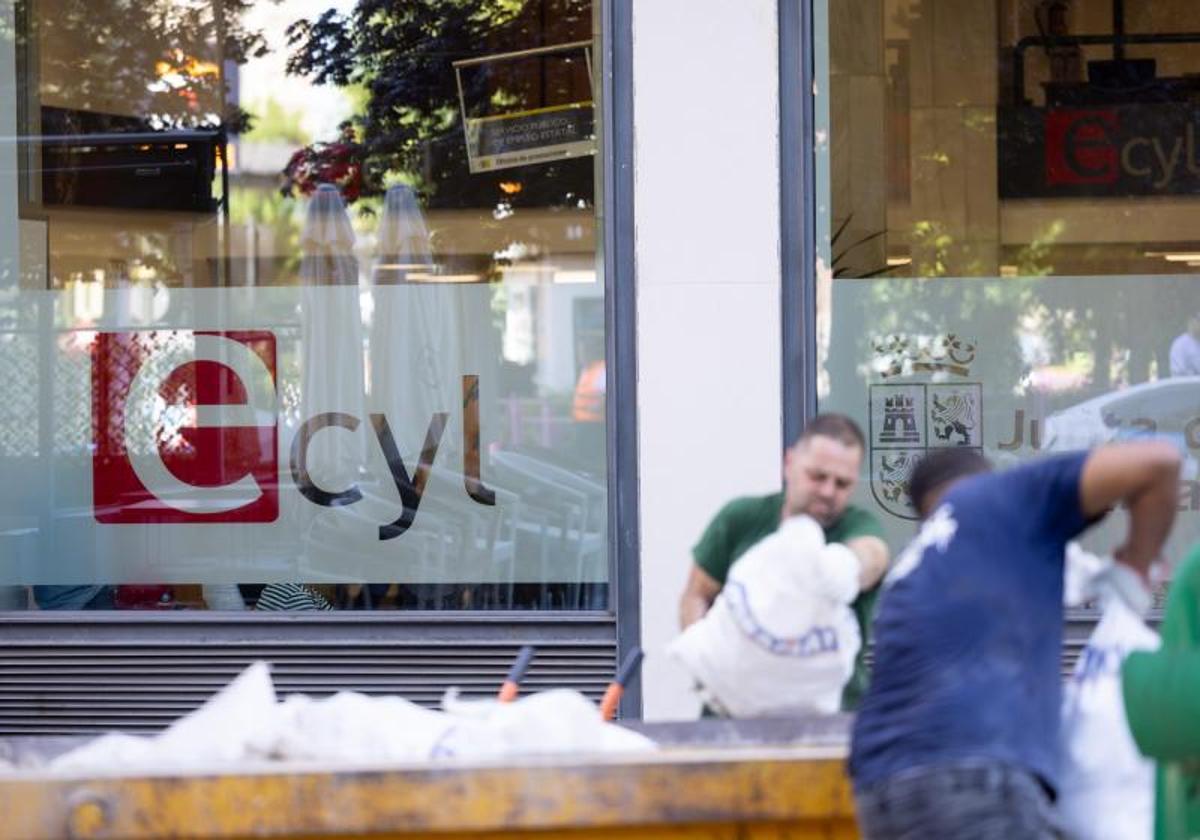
[
  {"xmin": 1046, "ymin": 108, "xmax": 1200, "ymax": 189},
  {"xmin": 92, "ymin": 330, "xmax": 495, "ymax": 537},
  {"xmin": 93, "ymin": 330, "xmax": 279, "ymax": 523},
  {"xmin": 1045, "ymin": 109, "xmax": 1118, "ymax": 185}
]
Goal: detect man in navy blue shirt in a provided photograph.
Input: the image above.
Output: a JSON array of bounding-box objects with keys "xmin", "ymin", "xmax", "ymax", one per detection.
[{"xmin": 850, "ymin": 442, "xmax": 1180, "ymax": 838}]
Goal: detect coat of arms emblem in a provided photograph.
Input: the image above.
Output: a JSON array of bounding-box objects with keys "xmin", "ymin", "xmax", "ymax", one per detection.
[{"xmin": 869, "ymin": 382, "xmax": 983, "ymax": 519}]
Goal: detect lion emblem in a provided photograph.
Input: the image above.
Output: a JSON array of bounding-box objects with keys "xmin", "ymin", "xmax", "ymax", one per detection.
[{"xmin": 931, "ymin": 392, "xmax": 977, "ymax": 445}]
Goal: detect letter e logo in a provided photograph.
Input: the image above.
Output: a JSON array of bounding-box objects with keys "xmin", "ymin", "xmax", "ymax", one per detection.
[
  {"xmin": 92, "ymin": 330, "xmax": 278, "ymax": 523},
  {"xmin": 1045, "ymin": 109, "xmax": 1119, "ymax": 185}
]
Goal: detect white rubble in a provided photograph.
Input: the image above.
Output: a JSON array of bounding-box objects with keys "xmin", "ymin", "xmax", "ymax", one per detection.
[{"xmin": 45, "ymin": 662, "xmax": 654, "ymax": 774}]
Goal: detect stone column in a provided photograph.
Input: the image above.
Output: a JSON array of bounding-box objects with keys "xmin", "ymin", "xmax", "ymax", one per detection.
[
  {"xmin": 908, "ymin": 0, "xmax": 1000, "ymax": 276},
  {"xmin": 829, "ymin": 0, "xmax": 888, "ymax": 277}
]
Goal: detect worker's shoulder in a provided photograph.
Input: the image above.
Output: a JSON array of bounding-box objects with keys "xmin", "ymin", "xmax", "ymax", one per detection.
[
  {"xmin": 711, "ymin": 491, "xmax": 783, "ymax": 526},
  {"xmin": 828, "ymin": 504, "xmax": 885, "ymax": 542}
]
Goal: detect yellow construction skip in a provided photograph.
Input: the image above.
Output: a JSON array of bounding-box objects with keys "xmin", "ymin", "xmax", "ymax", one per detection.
[{"xmin": 0, "ymin": 744, "xmax": 856, "ymax": 839}]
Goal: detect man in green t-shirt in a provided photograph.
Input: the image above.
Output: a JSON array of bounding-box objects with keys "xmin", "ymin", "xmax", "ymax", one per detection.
[{"xmin": 678, "ymin": 413, "xmax": 889, "ymax": 710}]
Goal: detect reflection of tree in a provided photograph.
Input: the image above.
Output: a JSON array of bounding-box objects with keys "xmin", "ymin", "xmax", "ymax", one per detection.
[
  {"xmin": 29, "ymin": 0, "xmax": 266, "ymax": 132},
  {"xmin": 1004, "ymin": 218, "xmax": 1189, "ymax": 389},
  {"xmin": 871, "ymin": 277, "xmax": 1030, "ymax": 385},
  {"xmin": 840, "ymin": 211, "xmax": 1188, "ymax": 406},
  {"xmin": 243, "ymin": 98, "xmax": 311, "ymax": 146},
  {"xmin": 910, "ymin": 221, "xmax": 954, "ymax": 278},
  {"xmin": 228, "ymin": 186, "xmax": 304, "ymax": 281},
  {"xmin": 1012, "ymin": 220, "xmax": 1063, "ymax": 278},
  {"xmin": 284, "ymin": 0, "xmax": 593, "ymax": 208},
  {"xmin": 232, "ymin": 96, "xmax": 310, "ymax": 283},
  {"xmin": 1033, "ymin": 274, "xmax": 1191, "ymax": 389},
  {"xmin": 281, "ymin": 121, "xmax": 366, "ymax": 201}
]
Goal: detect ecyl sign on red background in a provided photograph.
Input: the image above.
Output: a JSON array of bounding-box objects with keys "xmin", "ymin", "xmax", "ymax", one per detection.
[
  {"xmin": 92, "ymin": 329, "xmax": 493, "ymax": 538},
  {"xmin": 999, "ymin": 104, "xmax": 1200, "ymax": 197}
]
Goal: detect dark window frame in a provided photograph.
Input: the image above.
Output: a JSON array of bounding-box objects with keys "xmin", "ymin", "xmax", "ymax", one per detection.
[{"xmin": 780, "ymin": 0, "xmax": 818, "ymax": 446}]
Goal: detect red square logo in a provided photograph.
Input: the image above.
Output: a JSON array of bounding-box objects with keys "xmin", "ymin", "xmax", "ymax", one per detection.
[
  {"xmin": 1045, "ymin": 109, "xmax": 1119, "ymax": 185},
  {"xmin": 92, "ymin": 330, "xmax": 279, "ymax": 523}
]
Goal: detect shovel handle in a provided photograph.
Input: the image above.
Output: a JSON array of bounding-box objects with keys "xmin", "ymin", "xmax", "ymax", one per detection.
[
  {"xmin": 498, "ymin": 645, "xmax": 537, "ymax": 703},
  {"xmin": 600, "ymin": 646, "xmax": 644, "ymax": 721},
  {"xmin": 599, "ymin": 683, "xmax": 623, "ymax": 721}
]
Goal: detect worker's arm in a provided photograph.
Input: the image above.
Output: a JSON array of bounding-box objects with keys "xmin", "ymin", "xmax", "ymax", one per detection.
[
  {"xmin": 679, "ymin": 564, "xmax": 722, "ymax": 629},
  {"xmin": 846, "ymin": 535, "xmax": 889, "ymax": 590},
  {"xmin": 1079, "ymin": 441, "xmax": 1181, "ymax": 578}
]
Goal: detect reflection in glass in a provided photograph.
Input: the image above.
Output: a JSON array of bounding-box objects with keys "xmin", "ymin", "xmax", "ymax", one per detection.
[
  {"xmin": 299, "ymin": 182, "xmax": 366, "ymax": 493},
  {"xmin": 0, "ymin": 0, "xmax": 605, "ymax": 612},
  {"xmin": 818, "ymin": 0, "xmax": 1200, "ymax": 607}
]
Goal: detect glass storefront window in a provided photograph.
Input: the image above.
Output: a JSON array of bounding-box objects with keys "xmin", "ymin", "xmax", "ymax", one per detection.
[
  {"xmin": 0, "ymin": 0, "xmax": 607, "ymax": 611},
  {"xmin": 816, "ymin": 0, "xmax": 1200, "ymax": 602}
]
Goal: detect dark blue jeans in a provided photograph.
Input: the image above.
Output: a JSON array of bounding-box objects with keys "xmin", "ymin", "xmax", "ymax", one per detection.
[{"xmin": 854, "ymin": 762, "xmax": 1059, "ymax": 839}]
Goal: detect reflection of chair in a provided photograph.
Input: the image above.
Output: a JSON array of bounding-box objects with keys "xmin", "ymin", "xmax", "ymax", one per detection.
[
  {"xmin": 410, "ymin": 473, "xmax": 520, "ymax": 610},
  {"xmin": 291, "ymin": 449, "xmax": 607, "ymax": 611},
  {"xmin": 299, "ymin": 464, "xmax": 520, "ymax": 610},
  {"xmin": 499, "ymin": 396, "xmax": 575, "ymax": 449},
  {"xmin": 489, "ymin": 449, "xmax": 605, "ymax": 609}
]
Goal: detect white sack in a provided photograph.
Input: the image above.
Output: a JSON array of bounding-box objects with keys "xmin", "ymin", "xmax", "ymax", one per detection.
[
  {"xmin": 1064, "ymin": 542, "xmax": 1112, "ymax": 607},
  {"xmin": 1057, "ymin": 596, "xmax": 1159, "ymax": 840},
  {"xmin": 1063, "ymin": 541, "xmax": 1153, "ymax": 616},
  {"xmin": 667, "ymin": 515, "xmax": 861, "ymax": 717}
]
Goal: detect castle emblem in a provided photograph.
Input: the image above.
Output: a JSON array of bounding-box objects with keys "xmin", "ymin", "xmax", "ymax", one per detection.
[{"xmin": 880, "ymin": 394, "xmax": 920, "ymax": 444}]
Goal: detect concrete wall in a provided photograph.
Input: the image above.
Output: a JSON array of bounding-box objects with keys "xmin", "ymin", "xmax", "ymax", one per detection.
[{"xmin": 632, "ymin": 0, "xmax": 784, "ymax": 720}]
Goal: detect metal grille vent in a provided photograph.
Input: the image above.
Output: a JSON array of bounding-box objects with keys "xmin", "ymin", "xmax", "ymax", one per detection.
[
  {"xmin": 860, "ymin": 615, "xmax": 1108, "ymax": 679},
  {"xmin": 0, "ymin": 616, "xmax": 617, "ymax": 735}
]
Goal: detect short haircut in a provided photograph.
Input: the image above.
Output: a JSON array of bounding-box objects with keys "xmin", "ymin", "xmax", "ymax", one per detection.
[
  {"xmin": 796, "ymin": 413, "xmax": 866, "ymax": 452},
  {"xmin": 908, "ymin": 448, "xmax": 992, "ymax": 518}
]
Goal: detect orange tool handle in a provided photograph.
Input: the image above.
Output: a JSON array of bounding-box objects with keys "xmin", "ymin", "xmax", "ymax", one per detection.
[
  {"xmin": 599, "ymin": 683, "xmax": 623, "ymax": 721},
  {"xmin": 600, "ymin": 646, "xmax": 644, "ymax": 721}
]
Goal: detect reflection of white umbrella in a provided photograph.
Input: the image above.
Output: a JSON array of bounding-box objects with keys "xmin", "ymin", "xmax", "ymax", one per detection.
[
  {"xmin": 300, "ymin": 184, "xmax": 367, "ymax": 490},
  {"xmin": 373, "ymin": 184, "xmax": 434, "ymax": 282},
  {"xmin": 301, "ymin": 184, "xmax": 358, "ymax": 287},
  {"xmin": 368, "ymin": 184, "xmax": 464, "ymax": 459}
]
